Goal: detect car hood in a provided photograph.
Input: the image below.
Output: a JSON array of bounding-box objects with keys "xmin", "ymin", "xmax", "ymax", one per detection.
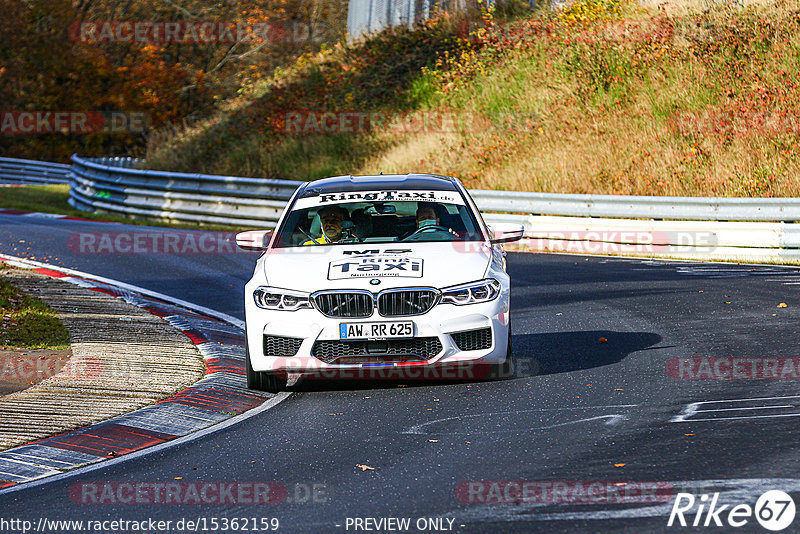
[{"xmin": 259, "ymin": 242, "xmax": 493, "ymax": 291}]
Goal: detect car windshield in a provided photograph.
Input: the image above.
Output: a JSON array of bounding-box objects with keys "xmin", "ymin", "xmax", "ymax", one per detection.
[{"xmin": 272, "ymin": 193, "xmax": 484, "ymax": 248}]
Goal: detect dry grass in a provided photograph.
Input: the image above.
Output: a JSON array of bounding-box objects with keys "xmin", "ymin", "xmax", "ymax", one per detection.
[
  {"xmin": 0, "ymin": 275, "xmax": 70, "ymax": 349},
  {"xmin": 145, "ymin": 0, "xmax": 800, "ymax": 197},
  {"xmin": 356, "ymin": 0, "xmax": 800, "ymax": 195},
  {"xmin": 638, "ymin": 0, "xmax": 792, "ymax": 16},
  {"xmin": 0, "ymin": 184, "xmax": 247, "ymax": 230}
]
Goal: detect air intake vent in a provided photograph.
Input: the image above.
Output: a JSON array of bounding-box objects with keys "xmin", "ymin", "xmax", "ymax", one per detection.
[
  {"xmin": 451, "ymin": 328, "xmax": 492, "ymax": 351},
  {"xmin": 263, "ymin": 335, "xmax": 304, "ymax": 357},
  {"xmin": 312, "ymin": 337, "xmax": 443, "ymax": 364}
]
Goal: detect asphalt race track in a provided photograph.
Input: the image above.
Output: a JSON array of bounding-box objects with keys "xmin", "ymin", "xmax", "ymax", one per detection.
[{"xmin": 2, "ymin": 212, "xmax": 800, "ymax": 533}]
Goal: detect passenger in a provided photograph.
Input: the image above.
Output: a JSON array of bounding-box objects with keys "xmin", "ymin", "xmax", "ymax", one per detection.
[{"xmin": 303, "ymin": 205, "xmax": 351, "ymax": 245}]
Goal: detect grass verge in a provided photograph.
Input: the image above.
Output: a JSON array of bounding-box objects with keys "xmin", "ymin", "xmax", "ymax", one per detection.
[
  {"xmin": 0, "ymin": 185, "xmax": 249, "ymax": 231},
  {"xmin": 0, "ymin": 268, "xmax": 70, "ymax": 350}
]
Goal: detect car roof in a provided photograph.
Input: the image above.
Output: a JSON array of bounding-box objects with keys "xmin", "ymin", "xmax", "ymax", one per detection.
[{"xmin": 300, "ymin": 174, "xmax": 459, "ymax": 195}]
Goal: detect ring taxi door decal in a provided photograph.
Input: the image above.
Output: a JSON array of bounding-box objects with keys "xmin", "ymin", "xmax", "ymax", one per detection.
[{"xmin": 328, "ymin": 255, "xmax": 423, "ymax": 279}]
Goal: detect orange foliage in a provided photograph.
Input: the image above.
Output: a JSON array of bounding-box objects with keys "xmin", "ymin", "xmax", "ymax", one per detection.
[{"xmin": 0, "ymin": 0, "xmax": 347, "ymax": 161}]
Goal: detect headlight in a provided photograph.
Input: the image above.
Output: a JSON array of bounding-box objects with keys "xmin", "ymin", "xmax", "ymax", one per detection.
[
  {"xmin": 254, "ymin": 287, "xmax": 312, "ymax": 311},
  {"xmin": 440, "ymin": 279, "xmax": 500, "ymax": 305}
]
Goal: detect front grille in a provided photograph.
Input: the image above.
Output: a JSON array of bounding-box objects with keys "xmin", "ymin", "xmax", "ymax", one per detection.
[
  {"xmin": 451, "ymin": 328, "xmax": 493, "ymax": 351},
  {"xmin": 312, "ymin": 337, "xmax": 443, "ymax": 364},
  {"xmin": 312, "ymin": 291, "xmax": 373, "ymax": 318},
  {"xmin": 310, "ymin": 288, "xmax": 439, "ymax": 318},
  {"xmin": 377, "ymin": 289, "xmax": 439, "ymax": 317},
  {"xmin": 263, "ymin": 335, "xmax": 304, "ymax": 357}
]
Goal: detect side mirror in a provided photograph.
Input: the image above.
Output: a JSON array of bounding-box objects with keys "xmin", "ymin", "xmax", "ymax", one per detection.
[
  {"xmin": 488, "ymin": 223, "xmax": 524, "ymax": 244},
  {"xmin": 236, "ymin": 230, "xmax": 271, "ymax": 251}
]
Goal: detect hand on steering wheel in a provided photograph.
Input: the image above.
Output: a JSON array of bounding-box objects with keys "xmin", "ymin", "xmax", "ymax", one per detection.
[{"xmin": 402, "ymin": 225, "xmax": 452, "ymax": 240}]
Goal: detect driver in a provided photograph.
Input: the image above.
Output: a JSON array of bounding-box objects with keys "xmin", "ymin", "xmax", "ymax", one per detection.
[
  {"xmin": 416, "ymin": 204, "xmax": 441, "ymax": 229},
  {"xmin": 303, "ymin": 205, "xmax": 352, "ymax": 245},
  {"xmin": 408, "ymin": 204, "xmax": 459, "ymax": 239}
]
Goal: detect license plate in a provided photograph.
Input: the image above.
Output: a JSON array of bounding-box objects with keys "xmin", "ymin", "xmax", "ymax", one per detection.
[{"xmin": 339, "ymin": 321, "xmax": 414, "ymax": 340}]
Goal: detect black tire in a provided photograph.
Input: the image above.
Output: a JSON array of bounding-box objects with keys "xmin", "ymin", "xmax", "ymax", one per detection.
[{"xmin": 246, "ymin": 341, "xmax": 287, "ymax": 393}]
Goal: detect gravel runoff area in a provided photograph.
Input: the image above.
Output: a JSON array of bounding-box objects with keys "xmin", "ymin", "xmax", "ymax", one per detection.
[{"xmin": 0, "ymin": 269, "xmax": 205, "ymax": 450}]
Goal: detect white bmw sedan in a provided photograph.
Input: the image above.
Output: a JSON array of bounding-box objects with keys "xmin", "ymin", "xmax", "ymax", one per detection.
[{"xmin": 237, "ymin": 174, "xmax": 523, "ymax": 392}]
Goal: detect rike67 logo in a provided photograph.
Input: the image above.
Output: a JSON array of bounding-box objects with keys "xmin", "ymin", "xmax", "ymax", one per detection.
[{"xmin": 668, "ymin": 490, "xmax": 796, "ymax": 531}]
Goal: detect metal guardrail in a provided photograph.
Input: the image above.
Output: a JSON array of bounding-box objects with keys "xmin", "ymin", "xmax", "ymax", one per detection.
[
  {"xmin": 5, "ymin": 154, "xmax": 800, "ymax": 261},
  {"xmin": 68, "ymin": 155, "xmax": 302, "ymax": 226},
  {"xmin": 473, "ymin": 192, "xmax": 800, "ymax": 259},
  {"xmin": 0, "ymin": 157, "xmax": 70, "ymax": 185},
  {"xmin": 482, "ymin": 214, "xmax": 800, "ymax": 260},
  {"xmin": 69, "ymin": 155, "xmax": 800, "ymax": 226},
  {"xmin": 471, "ymin": 190, "xmax": 800, "ymax": 222}
]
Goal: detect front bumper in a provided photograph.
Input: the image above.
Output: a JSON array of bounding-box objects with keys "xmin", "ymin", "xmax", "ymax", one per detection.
[{"xmin": 244, "ymin": 285, "xmax": 510, "ymax": 374}]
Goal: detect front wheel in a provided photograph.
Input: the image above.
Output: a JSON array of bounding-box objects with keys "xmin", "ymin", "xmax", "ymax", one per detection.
[{"xmin": 246, "ymin": 341, "xmax": 287, "ymax": 393}]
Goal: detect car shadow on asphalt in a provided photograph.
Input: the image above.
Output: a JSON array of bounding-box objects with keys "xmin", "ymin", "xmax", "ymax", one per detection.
[
  {"xmin": 512, "ymin": 329, "xmax": 663, "ymax": 378},
  {"xmin": 287, "ymin": 330, "xmax": 663, "ymax": 392}
]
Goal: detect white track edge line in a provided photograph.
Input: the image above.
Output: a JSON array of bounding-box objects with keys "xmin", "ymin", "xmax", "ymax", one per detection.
[
  {"xmin": 518, "ymin": 249, "xmax": 800, "ymax": 269},
  {"xmin": 0, "ymin": 253, "xmax": 243, "ymax": 329},
  {"xmin": 0, "ymin": 252, "xmax": 293, "ymax": 495},
  {"xmin": 0, "ymin": 392, "xmax": 290, "ymax": 496}
]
